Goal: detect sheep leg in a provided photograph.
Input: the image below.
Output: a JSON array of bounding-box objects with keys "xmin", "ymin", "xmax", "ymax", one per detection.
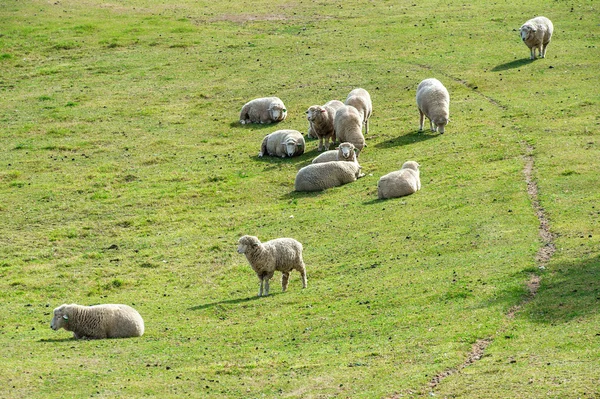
[
  {"xmin": 281, "ymin": 272, "xmax": 290, "ymax": 292},
  {"xmin": 418, "ymin": 109, "xmax": 425, "ymax": 131},
  {"xmin": 365, "ymin": 119, "xmax": 369, "ymax": 135},
  {"xmin": 258, "ymin": 278, "xmax": 264, "ymax": 297},
  {"xmin": 299, "ymin": 265, "xmax": 307, "ymax": 289},
  {"xmin": 530, "ymin": 47, "xmax": 535, "ymax": 60},
  {"xmin": 263, "ymin": 278, "xmax": 270, "ymax": 296},
  {"xmin": 429, "ymin": 118, "xmax": 435, "ymax": 132},
  {"xmin": 318, "ymin": 137, "xmax": 324, "ymax": 152}
]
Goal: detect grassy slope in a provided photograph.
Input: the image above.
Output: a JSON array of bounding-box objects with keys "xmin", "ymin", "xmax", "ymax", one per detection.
[{"xmin": 0, "ymin": 0, "xmax": 598, "ymax": 398}]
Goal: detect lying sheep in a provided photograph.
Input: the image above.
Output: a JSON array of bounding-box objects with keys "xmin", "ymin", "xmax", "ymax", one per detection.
[
  {"xmin": 416, "ymin": 78, "xmax": 450, "ymax": 134},
  {"xmin": 306, "ymin": 100, "xmax": 345, "ymax": 151},
  {"xmin": 295, "ymin": 159, "xmax": 364, "ymax": 192},
  {"xmin": 311, "ymin": 142, "xmax": 357, "ymax": 164},
  {"xmin": 519, "ymin": 16, "xmax": 554, "ymax": 59},
  {"xmin": 259, "ymin": 129, "xmax": 305, "ymax": 158},
  {"xmin": 239, "ymin": 97, "xmax": 287, "ymax": 124},
  {"xmin": 377, "ymin": 161, "xmax": 421, "ymax": 199},
  {"xmin": 50, "ymin": 303, "xmax": 144, "ymax": 339},
  {"xmin": 237, "ymin": 235, "xmax": 307, "ymax": 297},
  {"xmin": 333, "ymin": 105, "xmax": 366, "ymax": 156},
  {"xmin": 345, "ymin": 88, "xmax": 372, "ymax": 135}
]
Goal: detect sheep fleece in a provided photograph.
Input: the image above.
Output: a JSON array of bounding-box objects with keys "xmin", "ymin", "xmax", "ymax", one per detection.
[
  {"xmin": 51, "ymin": 304, "xmax": 144, "ymax": 339},
  {"xmin": 295, "ymin": 161, "xmax": 362, "ymax": 191}
]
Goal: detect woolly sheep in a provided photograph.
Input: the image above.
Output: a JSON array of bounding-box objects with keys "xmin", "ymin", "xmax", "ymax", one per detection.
[
  {"xmin": 345, "ymin": 88, "xmax": 372, "ymax": 135},
  {"xmin": 311, "ymin": 142, "xmax": 357, "ymax": 164},
  {"xmin": 259, "ymin": 129, "xmax": 305, "ymax": 158},
  {"xmin": 50, "ymin": 303, "xmax": 144, "ymax": 339},
  {"xmin": 519, "ymin": 16, "xmax": 554, "ymax": 60},
  {"xmin": 377, "ymin": 161, "xmax": 421, "ymax": 199},
  {"xmin": 239, "ymin": 97, "xmax": 287, "ymax": 124},
  {"xmin": 333, "ymin": 105, "xmax": 366, "ymax": 156},
  {"xmin": 237, "ymin": 235, "xmax": 307, "ymax": 297},
  {"xmin": 294, "ymin": 159, "xmax": 364, "ymax": 192},
  {"xmin": 306, "ymin": 100, "xmax": 345, "ymax": 151},
  {"xmin": 416, "ymin": 78, "xmax": 450, "ymax": 134}
]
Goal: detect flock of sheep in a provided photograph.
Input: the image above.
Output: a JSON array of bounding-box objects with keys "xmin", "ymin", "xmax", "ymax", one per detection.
[{"xmin": 50, "ymin": 16, "xmax": 553, "ymax": 339}]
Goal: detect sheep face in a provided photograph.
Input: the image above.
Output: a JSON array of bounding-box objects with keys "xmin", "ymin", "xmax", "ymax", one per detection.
[
  {"xmin": 51, "ymin": 305, "xmax": 69, "ymax": 331},
  {"xmin": 338, "ymin": 143, "xmax": 356, "ymax": 160},
  {"xmin": 519, "ymin": 24, "xmax": 534, "ymax": 41},
  {"xmin": 306, "ymin": 106, "xmax": 326, "ymax": 122},
  {"xmin": 282, "ymin": 139, "xmax": 302, "ymax": 157},
  {"xmin": 434, "ymin": 117, "xmax": 448, "ymax": 133},
  {"xmin": 269, "ymin": 105, "xmax": 287, "ymax": 122},
  {"xmin": 237, "ymin": 235, "xmax": 260, "ymax": 254}
]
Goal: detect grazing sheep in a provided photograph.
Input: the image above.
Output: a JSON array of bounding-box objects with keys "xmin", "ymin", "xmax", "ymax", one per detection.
[
  {"xmin": 333, "ymin": 105, "xmax": 366, "ymax": 156},
  {"xmin": 239, "ymin": 97, "xmax": 287, "ymax": 124},
  {"xmin": 311, "ymin": 142, "xmax": 357, "ymax": 164},
  {"xmin": 416, "ymin": 78, "xmax": 450, "ymax": 134},
  {"xmin": 306, "ymin": 100, "xmax": 345, "ymax": 150},
  {"xmin": 295, "ymin": 159, "xmax": 364, "ymax": 192},
  {"xmin": 50, "ymin": 304, "xmax": 144, "ymax": 339},
  {"xmin": 345, "ymin": 88, "xmax": 372, "ymax": 135},
  {"xmin": 259, "ymin": 129, "xmax": 305, "ymax": 158},
  {"xmin": 237, "ymin": 235, "xmax": 307, "ymax": 297},
  {"xmin": 377, "ymin": 161, "xmax": 421, "ymax": 199},
  {"xmin": 519, "ymin": 16, "xmax": 554, "ymax": 59}
]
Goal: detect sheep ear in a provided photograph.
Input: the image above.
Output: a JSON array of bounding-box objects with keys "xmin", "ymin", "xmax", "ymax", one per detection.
[
  {"xmin": 320, "ymin": 109, "xmax": 327, "ymax": 113},
  {"xmin": 62, "ymin": 315, "xmax": 69, "ymax": 321}
]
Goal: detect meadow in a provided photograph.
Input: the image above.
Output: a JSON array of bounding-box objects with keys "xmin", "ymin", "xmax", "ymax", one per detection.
[{"xmin": 0, "ymin": 0, "xmax": 599, "ymax": 397}]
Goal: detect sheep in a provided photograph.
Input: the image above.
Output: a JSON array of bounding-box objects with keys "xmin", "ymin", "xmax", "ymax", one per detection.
[
  {"xmin": 259, "ymin": 129, "xmax": 305, "ymax": 158},
  {"xmin": 294, "ymin": 159, "xmax": 364, "ymax": 192},
  {"xmin": 416, "ymin": 78, "xmax": 450, "ymax": 134},
  {"xmin": 237, "ymin": 235, "xmax": 307, "ymax": 297},
  {"xmin": 239, "ymin": 97, "xmax": 287, "ymax": 124},
  {"xmin": 377, "ymin": 161, "xmax": 421, "ymax": 200},
  {"xmin": 306, "ymin": 100, "xmax": 345, "ymax": 151},
  {"xmin": 311, "ymin": 142, "xmax": 357, "ymax": 164},
  {"xmin": 519, "ymin": 16, "xmax": 554, "ymax": 60},
  {"xmin": 333, "ymin": 105, "xmax": 366, "ymax": 156},
  {"xmin": 345, "ymin": 88, "xmax": 372, "ymax": 135},
  {"xmin": 50, "ymin": 303, "xmax": 144, "ymax": 339}
]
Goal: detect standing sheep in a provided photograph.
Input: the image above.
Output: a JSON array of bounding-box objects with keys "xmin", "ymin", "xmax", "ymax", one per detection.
[
  {"xmin": 377, "ymin": 161, "xmax": 421, "ymax": 199},
  {"xmin": 311, "ymin": 142, "xmax": 357, "ymax": 164},
  {"xmin": 333, "ymin": 105, "xmax": 366, "ymax": 156},
  {"xmin": 519, "ymin": 16, "xmax": 554, "ymax": 60},
  {"xmin": 345, "ymin": 88, "xmax": 372, "ymax": 135},
  {"xmin": 239, "ymin": 97, "xmax": 287, "ymax": 124},
  {"xmin": 306, "ymin": 100, "xmax": 345, "ymax": 151},
  {"xmin": 50, "ymin": 303, "xmax": 145, "ymax": 339},
  {"xmin": 416, "ymin": 78, "xmax": 450, "ymax": 134},
  {"xmin": 259, "ymin": 129, "xmax": 305, "ymax": 158},
  {"xmin": 294, "ymin": 159, "xmax": 364, "ymax": 192},
  {"xmin": 237, "ymin": 235, "xmax": 307, "ymax": 297}
]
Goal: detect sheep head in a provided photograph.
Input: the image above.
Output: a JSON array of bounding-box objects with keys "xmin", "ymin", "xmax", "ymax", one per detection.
[
  {"xmin": 237, "ymin": 235, "xmax": 261, "ymax": 254},
  {"xmin": 51, "ymin": 304, "xmax": 70, "ymax": 331},
  {"xmin": 519, "ymin": 24, "xmax": 535, "ymax": 41},
  {"xmin": 306, "ymin": 106, "xmax": 326, "ymax": 122},
  {"xmin": 337, "ymin": 142, "xmax": 356, "ymax": 161},
  {"xmin": 281, "ymin": 138, "xmax": 303, "ymax": 157},
  {"xmin": 269, "ymin": 104, "xmax": 287, "ymax": 121}
]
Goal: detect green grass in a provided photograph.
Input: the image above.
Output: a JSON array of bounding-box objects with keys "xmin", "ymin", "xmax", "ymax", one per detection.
[{"xmin": 1, "ymin": 0, "xmax": 599, "ymax": 397}]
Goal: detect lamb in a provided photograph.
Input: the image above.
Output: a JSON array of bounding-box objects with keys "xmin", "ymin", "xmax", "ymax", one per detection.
[
  {"xmin": 294, "ymin": 159, "xmax": 364, "ymax": 192},
  {"xmin": 377, "ymin": 161, "xmax": 421, "ymax": 199},
  {"xmin": 237, "ymin": 235, "xmax": 307, "ymax": 297},
  {"xmin": 239, "ymin": 97, "xmax": 287, "ymax": 124},
  {"xmin": 50, "ymin": 303, "xmax": 144, "ymax": 339},
  {"xmin": 259, "ymin": 129, "xmax": 305, "ymax": 158},
  {"xmin": 306, "ymin": 100, "xmax": 345, "ymax": 151},
  {"xmin": 333, "ymin": 105, "xmax": 366, "ymax": 156},
  {"xmin": 416, "ymin": 78, "xmax": 450, "ymax": 134},
  {"xmin": 519, "ymin": 16, "xmax": 554, "ymax": 60},
  {"xmin": 311, "ymin": 142, "xmax": 357, "ymax": 164},
  {"xmin": 345, "ymin": 88, "xmax": 372, "ymax": 135}
]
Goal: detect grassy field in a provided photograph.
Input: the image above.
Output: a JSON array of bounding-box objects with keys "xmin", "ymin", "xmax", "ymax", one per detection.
[{"xmin": 1, "ymin": 0, "xmax": 599, "ymax": 397}]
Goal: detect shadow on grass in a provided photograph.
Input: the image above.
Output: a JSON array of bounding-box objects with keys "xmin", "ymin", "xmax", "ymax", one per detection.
[
  {"xmin": 229, "ymin": 120, "xmax": 285, "ymax": 130},
  {"xmin": 491, "ymin": 58, "xmax": 534, "ymax": 72},
  {"xmin": 39, "ymin": 337, "xmax": 75, "ymax": 343},
  {"xmin": 375, "ymin": 130, "xmax": 438, "ymax": 149},
  {"xmin": 189, "ymin": 294, "xmax": 275, "ymax": 310}
]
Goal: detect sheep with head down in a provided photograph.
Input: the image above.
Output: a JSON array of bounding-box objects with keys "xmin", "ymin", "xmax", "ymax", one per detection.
[
  {"xmin": 416, "ymin": 78, "xmax": 450, "ymax": 134},
  {"xmin": 345, "ymin": 88, "xmax": 372, "ymax": 135}
]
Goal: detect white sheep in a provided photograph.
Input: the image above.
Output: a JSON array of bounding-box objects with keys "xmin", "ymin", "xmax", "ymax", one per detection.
[
  {"xmin": 294, "ymin": 159, "xmax": 364, "ymax": 192},
  {"xmin": 519, "ymin": 16, "xmax": 554, "ymax": 60},
  {"xmin": 311, "ymin": 142, "xmax": 357, "ymax": 164},
  {"xmin": 345, "ymin": 88, "xmax": 372, "ymax": 135},
  {"xmin": 416, "ymin": 78, "xmax": 450, "ymax": 134},
  {"xmin": 333, "ymin": 105, "xmax": 366, "ymax": 156},
  {"xmin": 239, "ymin": 97, "xmax": 287, "ymax": 124},
  {"xmin": 237, "ymin": 235, "xmax": 307, "ymax": 297},
  {"xmin": 306, "ymin": 100, "xmax": 345, "ymax": 151},
  {"xmin": 259, "ymin": 129, "xmax": 305, "ymax": 158},
  {"xmin": 50, "ymin": 303, "xmax": 144, "ymax": 339},
  {"xmin": 377, "ymin": 161, "xmax": 421, "ymax": 199}
]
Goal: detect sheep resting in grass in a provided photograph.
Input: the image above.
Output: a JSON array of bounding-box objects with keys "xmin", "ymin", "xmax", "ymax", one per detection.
[
  {"xmin": 237, "ymin": 235, "xmax": 307, "ymax": 297},
  {"xmin": 519, "ymin": 16, "xmax": 554, "ymax": 60},
  {"xmin": 334, "ymin": 105, "xmax": 366, "ymax": 156},
  {"xmin": 306, "ymin": 100, "xmax": 345, "ymax": 151},
  {"xmin": 259, "ymin": 129, "xmax": 305, "ymax": 158},
  {"xmin": 295, "ymin": 159, "xmax": 364, "ymax": 192},
  {"xmin": 377, "ymin": 161, "xmax": 421, "ymax": 199},
  {"xmin": 345, "ymin": 88, "xmax": 372, "ymax": 135},
  {"xmin": 416, "ymin": 78, "xmax": 450, "ymax": 134},
  {"xmin": 311, "ymin": 142, "xmax": 357, "ymax": 164},
  {"xmin": 239, "ymin": 97, "xmax": 287, "ymax": 124},
  {"xmin": 51, "ymin": 304, "xmax": 144, "ymax": 339}
]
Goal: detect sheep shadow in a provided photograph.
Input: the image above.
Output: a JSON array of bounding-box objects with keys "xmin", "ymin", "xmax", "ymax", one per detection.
[
  {"xmin": 229, "ymin": 121, "xmax": 285, "ymax": 130},
  {"xmin": 375, "ymin": 130, "xmax": 438, "ymax": 149},
  {"xmin": 189, "ymin": 294, "xmax": 270, "ymax": 310},
  {"xmin": 39, "ymin": 337, "xmax": 76, "ymax": 343},
  {"xmin": 491, "ymin": 58, "xmax": 534, "ymax": 72}
]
